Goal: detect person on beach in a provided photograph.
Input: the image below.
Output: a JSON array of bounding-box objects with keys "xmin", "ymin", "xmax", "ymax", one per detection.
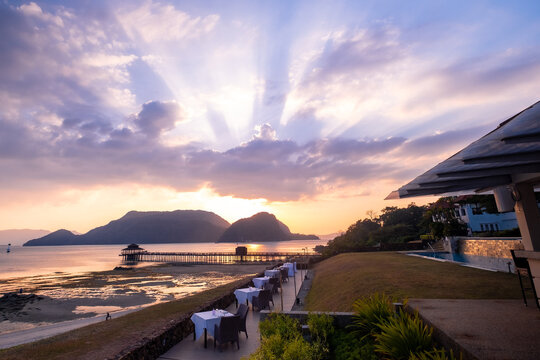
[{"xmin": 106, "ymin": 312, "xmax": 111, "ymax": 320}]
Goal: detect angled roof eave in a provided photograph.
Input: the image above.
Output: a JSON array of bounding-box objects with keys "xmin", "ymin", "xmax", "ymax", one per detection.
[{"xmin": 388, "ymin": 100, "xmax": 540, "ymax": 199}]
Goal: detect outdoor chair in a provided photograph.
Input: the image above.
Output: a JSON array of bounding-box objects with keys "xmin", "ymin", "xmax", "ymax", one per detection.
[
  {"xmin": 235, "ymin": 303, "xmax": 249, "ymax": 338},
  {"xmin": 262, "ymin": 284, "xmax": 275, "ymax": 307},
  {"xmin": 280, "ymin": 268, "xmax": 289, "ymax": 282},
  {"xmin": 264, "ymin": 281, "xmax": 278, "ymax": 296},
  {"xmin": 252, "ymin": 289, "xmax": 272, "ymax": 311},
  {"xmin": 214, "ymin": 315, "xmax": 240, "ymax": 351},
  {"xmin": 510, "ymin": 250, "xmax": 539, "ymax": 309},
  {"xmin": 269, "ymin": 277, "xmax": 280, "ymax": 294}
]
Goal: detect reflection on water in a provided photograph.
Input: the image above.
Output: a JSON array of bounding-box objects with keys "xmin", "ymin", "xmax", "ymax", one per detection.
[{"xmin": 0, "ymin": 240, "xmax": 326, "ymax": 279}]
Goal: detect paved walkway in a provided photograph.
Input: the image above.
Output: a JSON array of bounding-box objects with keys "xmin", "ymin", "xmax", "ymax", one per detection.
[
  {"xmin": 158, "ymin": 270, "xmax": 304, "ymax": 360},
  {"xmin": 408, "ymin": 299, "xmax": 540, "ymax": 360}
]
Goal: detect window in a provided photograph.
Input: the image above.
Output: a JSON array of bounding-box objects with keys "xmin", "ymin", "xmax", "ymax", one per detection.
[
  {"xmin": 461, "ymin": 208, "xmax": 466, "ymax": 216},
  {"xmin": 489, "ymin": 224, "xmax": 494, "ymax": 231},
  {"xmin": 495, "ymin": 224, "xmax": 499, "ymax": 231},
  {"xmin": 480, "ymin": 224, "xmax": 484, "ymax": 231},
  {"xmin": 472, "ymin": 206, "xmax": 483, "ymax": 215}
]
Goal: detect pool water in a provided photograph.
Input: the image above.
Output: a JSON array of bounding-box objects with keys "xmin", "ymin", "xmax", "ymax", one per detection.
[{"xmin": 408, "ymin": 251, "xmax": 515, "ymax": 273}]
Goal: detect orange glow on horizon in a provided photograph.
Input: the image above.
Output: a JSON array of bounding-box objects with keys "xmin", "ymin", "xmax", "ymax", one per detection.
[{"xmin": 0, "ymin": 183, "xmax": 435, "ymax": 236}]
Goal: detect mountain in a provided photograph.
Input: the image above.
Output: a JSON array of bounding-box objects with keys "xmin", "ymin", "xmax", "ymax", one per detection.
[
  {"xmin": 218, "ymin": 212, "xmax": 319, "ymax": 242},
  {"xmin": 0, "ymin": 229, "xmax": 51, "ymax": 246},
  {"xmin": 24, "ymin": 210, "xmax": 230, "ymax": 246},
  {"xmin": 24, "ymin": 229, "xmax": 79, "ymax": 246}
]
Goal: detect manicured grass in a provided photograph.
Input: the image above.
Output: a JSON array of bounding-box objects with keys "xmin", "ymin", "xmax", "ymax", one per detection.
[
  {"xmin": 304, "ymin": 252, "xmax": 522, "ymax": 312},
  {"xmin": 0, "ymin": 277, "xmax": 251, "ymax": 360}
]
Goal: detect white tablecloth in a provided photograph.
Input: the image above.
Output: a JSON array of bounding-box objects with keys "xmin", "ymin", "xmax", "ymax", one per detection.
[
  {"xmin": 191, "ymin": 310, "xmax": 233, "ymax": 340},
  {"xmin": 283, "ymin": 262, "xmax": 296, "ymax": 276},
  {"xmin": 253, "ymin": 276, "xmax": 270, "ymax": 288},
  {"xmin": 264, "ymin": 269, "xmax": 281, "ymax": 278},
  {"xmin": 234, "ymin": 287, "xmax": 262, "ymax": 305}
]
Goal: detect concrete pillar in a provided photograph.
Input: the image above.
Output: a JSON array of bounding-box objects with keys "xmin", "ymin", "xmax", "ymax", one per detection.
[
  {"xmin": 513, "ymin": 182, "xmax": 540, "ymax": 307},
  {"xmin": 513, "ymin": 182, "xmax": 540, "ymax": 251}
]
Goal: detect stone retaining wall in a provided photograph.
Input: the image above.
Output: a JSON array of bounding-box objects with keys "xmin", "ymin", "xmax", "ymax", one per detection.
[{"xmin": 457, "ymin": 238, "xmax": 523, "ymax": 258}]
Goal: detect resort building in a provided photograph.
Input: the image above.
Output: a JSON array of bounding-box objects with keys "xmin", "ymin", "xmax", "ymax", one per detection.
[
  {"xmin": 454, "ymin": 203, "xmax": 517, "ymax": 232},
  {"xmin": 431, "ymin": 195, "xmax": 540, "ymax": 234}
]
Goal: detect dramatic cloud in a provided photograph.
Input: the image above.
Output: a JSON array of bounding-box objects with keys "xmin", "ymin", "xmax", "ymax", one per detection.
[
  {"xmin": 252, "ymin": 123, "xmax": 277, "ymax": 141},
  {"xmin": 301, "ymin": 26, "xmax": 405, "ymax": 87},
  {"xmin": 0, "ymin": 1, "xmax": 137, "ymax": 129},
  {"xmin": 2, "ymin": 0, "xmax": 540, "ymax": 233},
  {"xmin": 118, "ymin": 1, "xmax": 219, "ymax": 43},
  {"xmin": 133, "ymin": 100, "xmax": 185, "ymax": 138}
]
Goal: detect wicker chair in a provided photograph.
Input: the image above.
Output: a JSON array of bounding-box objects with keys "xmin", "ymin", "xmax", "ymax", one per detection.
[
  {"xmin": 214, "ymin": 315, "xmax": 240, "ymax": 351},
  {"xmin": 269, "ymin": 277, "xmax": 280, "ymax": 294},
  {"xmin": 280, "ymin": 268, "xmax": 289, "ymax": 282},
  {"xmin": 252, "ymin": 289, "xmax": 272, "ymax": 311},
  {"xmin": 235, "ymin": 303, "xmax": 249, "ymax": 338},
  {"xmin": 262, "ymin": 284, "xmax": 275, "ymax": 307}
]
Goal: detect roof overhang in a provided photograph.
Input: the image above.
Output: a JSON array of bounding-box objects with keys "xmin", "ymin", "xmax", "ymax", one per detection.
[{"xmin": 388, "ymin": 101, "xmax": 540, "ymax": 200}]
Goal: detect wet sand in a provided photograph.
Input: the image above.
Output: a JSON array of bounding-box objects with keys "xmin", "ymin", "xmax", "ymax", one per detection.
[{"xmin": 0, "ymin": 263, "xmax": 267, "ymax": 338}]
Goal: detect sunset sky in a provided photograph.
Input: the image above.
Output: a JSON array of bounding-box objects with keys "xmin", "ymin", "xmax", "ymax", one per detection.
[{"xmin": 1, "ymin": 0, "xmax": 540, "ymax": 235}]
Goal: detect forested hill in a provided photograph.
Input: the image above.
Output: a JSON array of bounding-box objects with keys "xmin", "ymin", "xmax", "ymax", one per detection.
[{"xmin": 218, "ymin": 212, "xmax": 319, "ymax": 242}]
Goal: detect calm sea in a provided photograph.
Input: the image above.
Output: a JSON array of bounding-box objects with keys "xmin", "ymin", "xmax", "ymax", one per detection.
[{"xmin": 0, "ymin": 240, "xmax": 327, "ymax": 279}]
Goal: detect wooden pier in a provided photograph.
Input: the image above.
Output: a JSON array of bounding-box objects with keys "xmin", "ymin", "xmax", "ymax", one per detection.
[{"xmin": 119, "ymin": 244, "xmax": 318, "ymax": 265}]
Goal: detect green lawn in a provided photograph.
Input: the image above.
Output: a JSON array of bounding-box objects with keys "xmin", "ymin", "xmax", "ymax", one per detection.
[
  {"xmin": 304, "ymin": 252, "xmax": 522, "ymax": 311},
  {"xmin": 0, "ymin": 277, "xmax": 251, "ymax": 360}
]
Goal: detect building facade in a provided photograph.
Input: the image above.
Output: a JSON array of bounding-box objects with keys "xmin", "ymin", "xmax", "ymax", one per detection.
[{"xmin": 454, "ymin": 203, "xmax": 518, "ymax": 233}]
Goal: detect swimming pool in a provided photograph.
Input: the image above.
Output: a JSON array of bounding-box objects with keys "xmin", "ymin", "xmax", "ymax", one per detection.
[{"xmin": 408, "ymin": 251, "xmax": 515, "ymax": 273}]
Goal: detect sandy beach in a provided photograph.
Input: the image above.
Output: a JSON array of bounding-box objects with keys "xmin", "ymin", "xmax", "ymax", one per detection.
[{"xmin": 0, "ymin": 263, "xmax": 267, "ymax": 348}]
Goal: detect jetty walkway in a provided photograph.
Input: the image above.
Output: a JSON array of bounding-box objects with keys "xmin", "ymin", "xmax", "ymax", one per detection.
[{"xmin": 120, "ymin": 244, "xmax": 319, "ymax": 265}]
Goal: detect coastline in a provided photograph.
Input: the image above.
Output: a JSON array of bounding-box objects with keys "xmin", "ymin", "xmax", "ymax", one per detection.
[{"xmin": 0, "ymin": 263, "xmax": 268, "ymax": 348}]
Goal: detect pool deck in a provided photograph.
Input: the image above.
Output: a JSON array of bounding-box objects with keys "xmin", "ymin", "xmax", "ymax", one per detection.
[
  {"xmin": 158, "ymin": 269, "xmax": 306, "ymax": 360},
  {"xmin": 408, "ymin": 299, "xmax": 540, "ymax": 360}
]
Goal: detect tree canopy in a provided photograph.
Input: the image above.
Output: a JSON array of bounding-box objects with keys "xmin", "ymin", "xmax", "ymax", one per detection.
[{"xmin": 315, "ymin": 203, "xmax": 428, "ymax": 256}]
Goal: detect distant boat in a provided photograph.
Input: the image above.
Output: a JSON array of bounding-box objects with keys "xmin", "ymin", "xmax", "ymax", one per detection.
[{"xmin": 6, "ymin": 243, "xmax": 11, "ymax": 253}]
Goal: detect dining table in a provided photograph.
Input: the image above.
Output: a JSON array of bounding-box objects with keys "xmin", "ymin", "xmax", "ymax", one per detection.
[
  {"xmin": 283, "ymin": 262, "xmax": 297, "ymax": 276},
  {"xmin": 234, "ymin": 287, "xmax": 262, "ymax": 308},
  {"xmin": 252, "ymin": 276, "xmax": 271, "ymax": 288},
  {"xmin": 191, "ymin": 309, "xmax": 234, "ymax": 348},
  {"xmin": 264, "ymin": 269, "xmax": 281, "ymax": 278}
]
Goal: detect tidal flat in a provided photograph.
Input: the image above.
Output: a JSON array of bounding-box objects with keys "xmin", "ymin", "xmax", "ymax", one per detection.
[{"xmin": 0, "ymin": 263, "xmax": 267, "ymax": 335}]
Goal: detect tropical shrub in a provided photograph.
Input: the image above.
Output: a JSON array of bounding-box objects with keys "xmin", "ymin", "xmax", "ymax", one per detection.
[
  {"xmin": 374, "ymin": 311, "xmax": 434, "ymax": 360},
  {"xmin": 331, "ymin": 329, "xmax": 378, "ymax": 360},
  {"xmin": 258, "ymin": 312, "xmax": 300, "ymax": 341},
  {"xmin": 281, "ymin": 337, "xmax": 314, "ymax": 360},
  {"xmin": 248, "ymin": 296, "xmax": 456, "ymax": 360},
  {"xmin": 249, "ymin": 313, "xmax": 330, "ymax": 360},
  {"xmin": 307, "ymin": 313, "xmax": 334, "ymax": 359},
  {"xmin": 307, "ymin": 313, "xmax": 334, "ymax": 344},
  {"xmin": 349, "ymin": 293, "xmax": 394, "ymax": 339}
]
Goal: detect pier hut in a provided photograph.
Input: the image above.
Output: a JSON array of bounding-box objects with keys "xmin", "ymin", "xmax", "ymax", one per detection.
[
  {"xmin": 235, "ymin": 246, "xmax": 248, "ymax": 262},
  {"xmin": 121, "ymin": 243, "xmax": 147, "ymax": 262}
]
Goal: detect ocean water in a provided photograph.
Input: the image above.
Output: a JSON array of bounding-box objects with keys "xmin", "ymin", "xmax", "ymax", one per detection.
[{"xmin": 0, "ymin": 240, "xmax": 326, "ymax": 279}]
